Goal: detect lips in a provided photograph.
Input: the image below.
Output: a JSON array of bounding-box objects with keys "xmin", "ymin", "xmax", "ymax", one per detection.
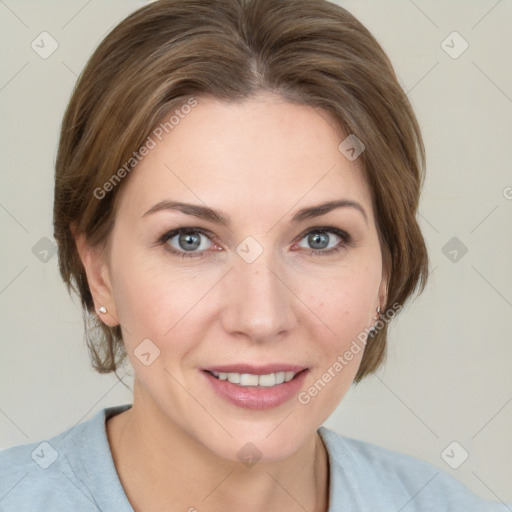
[{"xmin": 202, "ymin": 366, "xmax": 310, "ymax": 410}]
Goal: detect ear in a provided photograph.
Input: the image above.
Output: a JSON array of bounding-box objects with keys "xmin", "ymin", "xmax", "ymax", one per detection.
[
  {"xmin": 73, "ymin": 226, "xmax": 119, "ymax": 327},
  {"xmin": 377, "ymin": 263, "xmax": 389, "ymax": 313}
]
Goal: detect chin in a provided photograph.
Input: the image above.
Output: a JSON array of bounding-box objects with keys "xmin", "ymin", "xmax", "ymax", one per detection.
[{"xmin": 191, "ymin": 415, "xmax": 316, "ymax": 464}]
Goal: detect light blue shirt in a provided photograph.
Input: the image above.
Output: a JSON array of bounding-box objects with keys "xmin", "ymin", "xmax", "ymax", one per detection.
[{"xmin": 0, "ymin": 403, "xmax": 508, "ymax": 511}]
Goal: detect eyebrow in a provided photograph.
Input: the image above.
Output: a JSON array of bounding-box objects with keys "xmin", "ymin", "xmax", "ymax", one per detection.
[{"xmin": 142, "ymin": 199, "xmax": 368, "ymax": 225}]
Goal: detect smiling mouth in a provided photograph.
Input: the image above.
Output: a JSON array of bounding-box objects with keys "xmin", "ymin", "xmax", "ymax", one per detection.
[{"xmin": 203, "ymin": 369, "xmax": 308, "ymax": 388}]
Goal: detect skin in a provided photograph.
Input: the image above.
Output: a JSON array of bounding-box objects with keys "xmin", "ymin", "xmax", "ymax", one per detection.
[{"xmin": 76, "ymin": 91, "xmax": 387, "ymax": 512}]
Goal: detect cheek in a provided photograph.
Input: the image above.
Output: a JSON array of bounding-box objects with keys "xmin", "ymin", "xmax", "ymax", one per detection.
[
  {"xmin": 108, "ymin": 245, "xmax": 218, "ymax": 372},
  {"xmin": 108, "ymin": 243, "xmax": 176, "ymax": 335},
  {"xmin": 304, "ymin": 261, "xmax": 381, "ymax": 339},
  {"xmin": 109, "ymin": 263, "xmax": 199, "ymax": 398},
  {"xmin": 296, "ymin": 261, "xmax": 380, "ymax": 396},
  {"xmin": 113, "ymin": 267, "xmax": 191, "ymax": 338}
]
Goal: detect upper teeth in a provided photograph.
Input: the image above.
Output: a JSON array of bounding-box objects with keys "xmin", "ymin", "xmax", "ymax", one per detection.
[{"xmin": 211, "ymin": 371, "xmax": 297, "ymax": 387}]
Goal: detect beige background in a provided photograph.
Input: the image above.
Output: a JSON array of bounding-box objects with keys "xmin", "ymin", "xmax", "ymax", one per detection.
[{"xmin": 0, "ymin": 0, "xmax": 511, "ymax": 504}]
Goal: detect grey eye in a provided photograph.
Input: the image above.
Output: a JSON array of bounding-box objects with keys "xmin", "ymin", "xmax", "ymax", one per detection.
[
  {"xmin": 308, "ymin": 232, "xmax": 329, "ymax": 249},
  {"xmin": 166, "ymin": 230, "xmax": 212, "ymax": 252},
  {"xmin": 298, "ymin": 231, "xmax": 340, "ymax": 251}
]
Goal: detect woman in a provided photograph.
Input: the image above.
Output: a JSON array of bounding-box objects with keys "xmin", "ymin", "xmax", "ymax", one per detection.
[{"xmin": 0, "ymin": 0, "xmax": 506, "ymax": 510}]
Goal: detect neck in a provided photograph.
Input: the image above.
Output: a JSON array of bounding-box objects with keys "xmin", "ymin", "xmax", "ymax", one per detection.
[{"xmin": 107, "ymin": 383, "xmax": 329, "ymax": 512}]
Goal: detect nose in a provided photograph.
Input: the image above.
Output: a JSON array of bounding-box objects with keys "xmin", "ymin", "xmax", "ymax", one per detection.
[{"xmin": 220, "ymin": 249, "xmax": 297, "ymax": 343}]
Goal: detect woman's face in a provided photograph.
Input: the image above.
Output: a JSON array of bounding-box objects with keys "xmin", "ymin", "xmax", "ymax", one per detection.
[{"xmin": 91, "ymin": 92, "xmax": 387, "ymax": 461}]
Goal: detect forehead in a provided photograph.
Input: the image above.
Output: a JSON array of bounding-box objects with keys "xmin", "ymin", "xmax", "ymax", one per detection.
[{"xmin": 117, "ymin": 93, "xmax": 374, "ymax": 224}]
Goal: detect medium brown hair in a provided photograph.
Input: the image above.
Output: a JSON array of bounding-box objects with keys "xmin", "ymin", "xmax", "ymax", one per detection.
[{"xmin": 54, "ymin": 0, "xmax": 429, "ymax": 383}]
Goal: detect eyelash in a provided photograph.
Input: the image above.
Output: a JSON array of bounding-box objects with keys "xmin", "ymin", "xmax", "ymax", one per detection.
[{"xmin": 158, "ymin": 226, "xmax": 352, "ymax": 259}]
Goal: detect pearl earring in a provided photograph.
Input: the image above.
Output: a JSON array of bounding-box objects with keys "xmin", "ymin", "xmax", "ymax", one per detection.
[{"xmin": 97, "ymin": 306, "xmax": 107, "ymax": 314}]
